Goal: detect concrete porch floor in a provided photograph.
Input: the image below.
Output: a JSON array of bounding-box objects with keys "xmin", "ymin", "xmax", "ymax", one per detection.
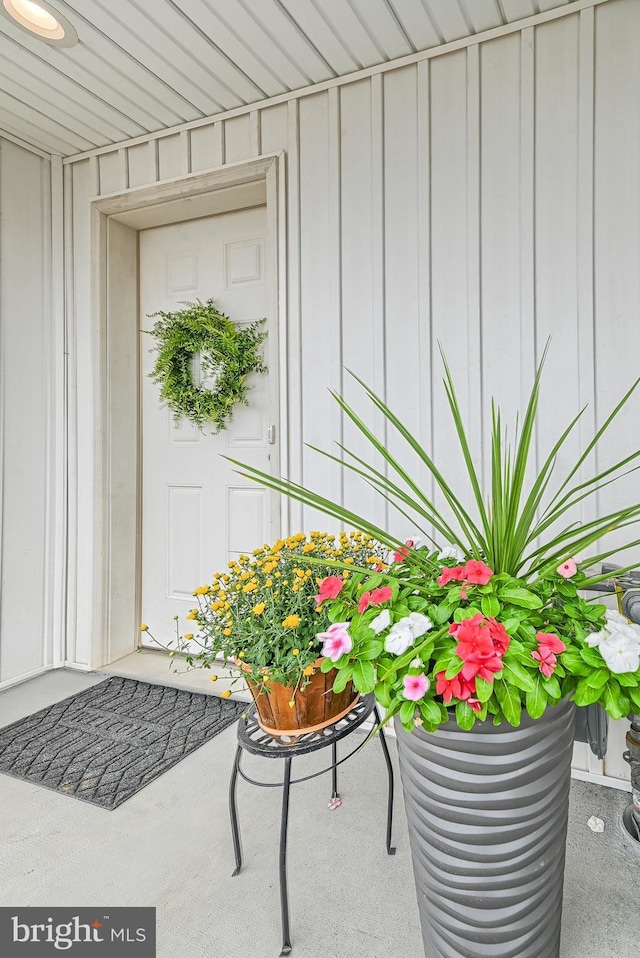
[{"xmin": 1, "ymin": 668, "xmax": 639, "ymax": 958}]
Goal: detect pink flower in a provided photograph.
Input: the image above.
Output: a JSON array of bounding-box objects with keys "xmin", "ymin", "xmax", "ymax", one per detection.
[
  {"xmin": 450, "ymin": 614, "xmax": 495, "ymax": 660},
  {"xmin": 535, "ymin": 631, "xmax": 566, "ymax": 655},
  {"xmin": 435, "ymin": 671, "xmax": 477, "ymax": 703},
  {"xmin": 370, "ymin": 586, "xmax": 392, "ymax": 605},
  {"xmin": 531, "ymin": 631, "xmax": 566, "ymax": 676},
  {"xmin": 437, "ymin": 566, "xmax": 466, "ymax": 587},
  {"xmin": 358, "ymin": 586, "xmax": 391, "ymax": 613},
  {"xmin": 358, "ymin": 591, "xmax": 372, "ymax": 614},
  {"xmin": 402, "ymin": 673, "xmax": 430, "ymax": 701},
  {"xmin": 557, "ymin": 558, "xmax": 577, "ymax": 578},
  {"xmin": 487, "ymin": 618, "xmax": 511, "ymax": 656},
  {"xmin": 531, "ymin": 649, "xmax": 557, "ymax": 677},
  {"xmin": 314, "ymin": 575, "xmax": 344, "ymax": 606},
  {"xmin": 317, "ymin": 623, "xmax": 352, "ymax": 662},
  {"xmin": 463, "ymin": 560, "xmax": 494, "ymax": 585},
  {"xmin": 450, "ymin": 614, "xmax": 506, "ymax": 682},
  {"xmin": 468, "ymin": 698, "xmax": 483, "ymax": 713},
  {"xmin": 393, "ymin": 548, "xmax": 409, "ymax": 563}
]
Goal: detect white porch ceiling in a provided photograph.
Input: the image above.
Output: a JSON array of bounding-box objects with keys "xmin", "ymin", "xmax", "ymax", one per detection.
[{"xmin": 0, "ymin": 0, "xmax": 579, "ymax": 157}]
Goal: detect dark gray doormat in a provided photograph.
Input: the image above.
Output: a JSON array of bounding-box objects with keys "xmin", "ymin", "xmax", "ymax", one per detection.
[{"xmin": 0, "ymin": 676, "xmax": 245, "ymax": 809}]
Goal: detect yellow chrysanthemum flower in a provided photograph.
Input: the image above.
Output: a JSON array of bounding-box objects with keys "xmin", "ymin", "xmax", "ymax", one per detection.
[
  {"xmin": 252, "ymin": 603, "xmax": 265, "ymax": 615},
  {"xmin": 242, "ymin": 581, "xmax": 258, "ymax": 593},
  {"xmin": 139, "ymin": 624, "xmax": 149, "ymax": 632},
  {"xmin": 282, "ymin": 614, "xmax": 301, "ymax": 629},
  {"xmin": 210, "ymin": 675, "xmax": 218, "ymax": 682},
  {"xmin": 292, "ymin": 648, "xmax": 300, "ymax": 656},
  {"xmin": 303, "ymin": 666, "xmax": 314, "ymax": 676},
  {"xmin": 223, "ymin": 627, "xmax": 232, "ymax": 636},
  {"xmin": 221, "ymin": 690, "xmax": 232, "ymax": 698},
  {"xmin": 184, "ymin": 633, "xmax": 193, "ymax": 640},
  {"xmin": 195, "ymin": 585, "xmax": 209, "ymax": 595}
]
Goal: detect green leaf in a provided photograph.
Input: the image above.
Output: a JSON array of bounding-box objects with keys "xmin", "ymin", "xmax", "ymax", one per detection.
[
  {"xmin": 481, "ymin": 595, "xmax": 501, "ymax": 618},
  {"xmin": 585, "ymin": 668, "xmax": 610, "ymax": 690},
  {"xmin": 498, "ymin": 588, "xmax": 543, "ymax": 610},
  {"xmin": 358, "ymin": 640, "xmax": 384, "ymax": 660},
  {"xmin": 419, "ymin": 698, "xmax": 443, "ymax": 726},
  {"xmin": 432, "ymin": 652, "xmax": 458, "ymax": 676},
  {"xmin": 432, "ymin": 601, "xmax": 457, "ymax": 625},
  {"xmin": 501, "ymin": 661, "xmax": 536, "ymax": 692},
  {"xmin": 573, "ymin": 679, "xmax": 603, "ymax": 707},
  {"xmin": 444, "ymin": 657, "xmax": 465, "ymax": 680},
  {"xmin": 332, "ymin": 664, "xmax": 353, "ymax": 693},
  {"xmin": 627, "ymin": 685, "xmax": 640, "ymax": 710},
  {"xmin": 375, "ymin": 682, "xmax": 392, "ymax": 708},
  {"xmin": 603, "ymin": 681, "xmax": 628, "ymax": 720},
  {"xmin": 541, "ymin": 674, "xmax": 561, "ymax": 698},
  {"xmin": 328, "ymin": 602, "xmax": 348, "ymax": 623},
  {"xmin": 399, "ymin": 699, "xmax": 417, "ymax": 728},
  {"xmin": 494, "ymin": 680, "xmax": 522, "ymax": 726},
  {"xmin": 579, "ymin": 647, "xmax": 605, "ymax": 668},
  {"xmin": 474, "ymin": 675, "xmax": 494, "ymax": 703},
  {"xmin": 455, "ymin": 701, "xmax": 477, "ymax": 730},
  {"xmin": 560, "ymin": 652, "xmax": 590, "ymax": 676},
  {"xmin": 352, "ymin": 660, "xmax": 376, "ymax": 694},
  {"xmin": 526, "ymin": 677, "xmax": 548, "ymax": 719}
]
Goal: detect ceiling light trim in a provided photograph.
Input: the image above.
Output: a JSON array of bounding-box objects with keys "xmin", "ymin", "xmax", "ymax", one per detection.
[{"xmin": 1, "ymin": 0, "xmax": 78, "ymax": 46}]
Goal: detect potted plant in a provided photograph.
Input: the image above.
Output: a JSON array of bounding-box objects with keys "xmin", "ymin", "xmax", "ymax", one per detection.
[
  {"xmin": 231, "ymin": 348, "xmax": 640, "ymax": 958},
  {"xmin": 144, "ymin": 531, "xmax": 386, "ymax": 735}
]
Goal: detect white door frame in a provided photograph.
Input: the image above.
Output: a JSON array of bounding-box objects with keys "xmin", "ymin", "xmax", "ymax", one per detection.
[{"xmin": 70, "ymin": 153, "xmax": 286, "ymax": 670}]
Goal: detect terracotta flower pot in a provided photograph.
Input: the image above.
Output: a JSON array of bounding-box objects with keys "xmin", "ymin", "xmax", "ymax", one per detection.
[{"xmin": 237, "ymin": 658, "xmax": 359, "ymax": 735}]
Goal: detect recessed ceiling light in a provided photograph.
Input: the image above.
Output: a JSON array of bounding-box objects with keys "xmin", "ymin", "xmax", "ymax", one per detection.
[{"xmin": 1, "ymin": 0, "xmax": 78, "ymax": 46}]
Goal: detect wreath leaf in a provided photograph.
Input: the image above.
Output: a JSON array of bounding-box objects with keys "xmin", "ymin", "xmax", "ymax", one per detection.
[{"xmin": 146, "ymin": 299, "xmax": 267, "ymax": 432}]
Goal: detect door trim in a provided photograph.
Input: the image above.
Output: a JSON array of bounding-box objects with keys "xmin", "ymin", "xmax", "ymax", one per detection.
[{"xmin": 76, "ymin": 153, "xmax": 285, "ymax": 670}]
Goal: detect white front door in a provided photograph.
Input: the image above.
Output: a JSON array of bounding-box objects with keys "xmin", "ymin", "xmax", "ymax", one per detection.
[{"xmin": 139, "ymin": 207, "xmax": 278, "ymax": 647}]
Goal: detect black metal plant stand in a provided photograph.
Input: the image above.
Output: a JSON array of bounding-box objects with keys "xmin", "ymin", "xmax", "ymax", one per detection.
[{"xmin": 228, "ymin": 694, "xmax": 396, "ymax": 956}]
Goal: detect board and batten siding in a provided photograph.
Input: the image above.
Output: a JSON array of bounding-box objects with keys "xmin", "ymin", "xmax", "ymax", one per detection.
[
  {"xmin": 64, "ymin": 0, "xmax": 639, "ymax": 784},
  {"xmin": 0, "ymin": 136, "xmax": 64, "ymax": 689}
]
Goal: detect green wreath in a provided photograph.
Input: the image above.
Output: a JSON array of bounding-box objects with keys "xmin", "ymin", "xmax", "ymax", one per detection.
[{"xmin": 147, "ymin": 299, "xmax": 267, "ymax": 432}]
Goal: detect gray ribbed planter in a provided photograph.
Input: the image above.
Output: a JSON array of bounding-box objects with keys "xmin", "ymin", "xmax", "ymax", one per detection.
[{"xmin": 394, "ymin": 698, "xmax": 575, "ymax": 958}]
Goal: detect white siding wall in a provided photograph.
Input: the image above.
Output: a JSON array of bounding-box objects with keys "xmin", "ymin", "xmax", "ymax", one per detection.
[
  {"xmin": 64, "ymin": 0, "xmax": 640, "ymax": 781},
  {"xmin": 0, "ymin": 137, "xmax": 61, "ymax": 688}
]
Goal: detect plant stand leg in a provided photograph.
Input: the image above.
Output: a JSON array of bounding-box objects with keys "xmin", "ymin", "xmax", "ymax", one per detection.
[
  {"xmin": 229, "ymin": 745, "xmax": 243, "ymax": 876},
  {"xmin": 279, "ymin": 756, "xmax": 293, "ymax": 957},
  {"xmin": 374, "ymin": 706, "xmax": 396, "ymax": 855},
  {"xmin": 331, "ymin": 741, "xmax": 339, "ymax": 800}
]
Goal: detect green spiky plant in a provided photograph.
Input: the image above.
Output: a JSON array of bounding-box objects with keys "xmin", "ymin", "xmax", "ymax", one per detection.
[{"xmin": 225, "ymin": 346, "xmax": 640, "ymax": 730}]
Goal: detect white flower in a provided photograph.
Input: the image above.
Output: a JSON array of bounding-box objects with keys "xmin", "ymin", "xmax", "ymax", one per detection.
[
  {"xmin": 605, "ymin": 610, "xmax": 630, "ymax": 628},
  {"xmin": 410, "ymin": 657, "xmax": 424, "ymax": 668},
  {"xmin": 404, "ymin": 533, "xmax": 424, "ymax": 549},
  {"xmin": 586, "ymin": 629, "xmax": 606, "ymax": 648},
  {"xmin": 587, "ymin": 612, "xmax": 640, "ymax": 658},
  {"xmin": 406, "ymin": 612, "xmax": 433, "ymax": 638},
  {"xmin": 369, "ymin": 609, "xmax": 391, "ymax": 635},
  {"xmin": 384, "ymin": 623, "xmax": 414, "ymax": 656},
  {"xmin": 598, "ymin": 631, "xmax": 640, "ymax": 674},
  {"xmin": 438, "ymin": 544, "xmax": 465, "ymax": 561}
]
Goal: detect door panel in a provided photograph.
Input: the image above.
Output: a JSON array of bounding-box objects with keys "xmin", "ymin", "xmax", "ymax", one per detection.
[{"xmin": 139, "ymin": 207, "xmax": 276, "ymax": 646}]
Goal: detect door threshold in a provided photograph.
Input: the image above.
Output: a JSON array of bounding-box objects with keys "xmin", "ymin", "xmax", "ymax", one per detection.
[{"xmin": 99, "ymin": 650, "xmax": 252, "ymax": 702}]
